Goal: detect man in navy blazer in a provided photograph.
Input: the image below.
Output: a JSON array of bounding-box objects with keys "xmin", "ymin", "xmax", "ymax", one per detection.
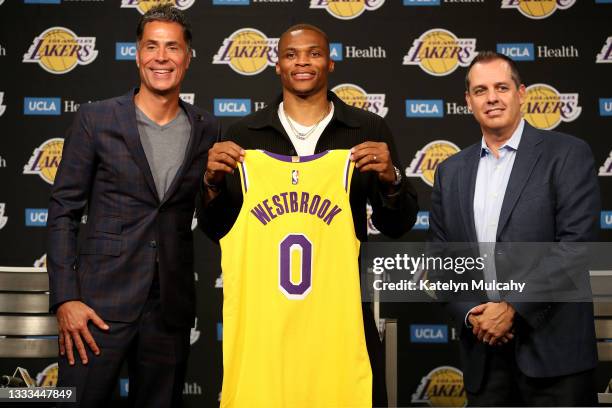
[
  {"xmin": 429, "ymin": 51, "xmax": 599, "ymax": 405},
  {"xmin": 47, "ymin": 5, "xmax": 218, "ymax": 406}
]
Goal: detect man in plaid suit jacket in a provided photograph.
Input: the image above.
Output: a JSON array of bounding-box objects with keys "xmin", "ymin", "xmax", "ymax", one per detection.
[{"xmin": 47, "ymin": 6, "xmax": 218, "ymax": 407}]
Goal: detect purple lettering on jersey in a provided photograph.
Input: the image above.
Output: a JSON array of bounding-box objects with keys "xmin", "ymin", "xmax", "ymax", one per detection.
[
  {"xmin": 272, "ymin": 194, "xmax": 285, "ymax": 216},
  {"xmin": 263, "ymin": 199, "xmax": 277, "ymax": 220},
  {"xmin": 323, "ymin": 205, "xmax": 342, "ymax": 225},
  {"xmin": 289, "ymin": 192, "xmax": 298, "ymax": 212},
  {"xmin": 250, "ymin": 191, "xmax": 343, "ymax": 226},
  {"xmin": 251, "ymin": 204, "xmax": 271, "ymax": 225},
  {"xmin": 279, "ymin": 234, "xmax": 312, "ymax": 297},
  {"xmin": 309, "ymin": 195, "xmax": 321, "ymax": 215},
  {"xmin": 317, "ymin": 199, "xmax": 331, "ymax": 219},
  {"xmin": 280, "ymin": 192, "xmax": 290, "ymax": 213},
  {"xmin": 300, "ymin": 192, "xmax": 310, "ymax": 213}
]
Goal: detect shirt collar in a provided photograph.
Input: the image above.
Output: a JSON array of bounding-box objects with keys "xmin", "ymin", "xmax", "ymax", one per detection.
[
  {"xmin": 247, "ymin": 91, "xmax": 360, "ymax": 130},
  {"xmin": 480, "ymin": 119, "xmax": 525, "ymax": 157}
]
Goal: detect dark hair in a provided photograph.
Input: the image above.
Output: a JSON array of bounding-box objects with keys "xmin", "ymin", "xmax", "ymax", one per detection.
[
  {"xmin": 279, "ymin": 23, "xmax": 330, "ymax": 54},
  {"xmin": 136, "ymin": 4, "xmax": 192, "ymax": 49},
  {"xmin": 465, "ymin": 51, "xmax": 522, "ymax": 91}
]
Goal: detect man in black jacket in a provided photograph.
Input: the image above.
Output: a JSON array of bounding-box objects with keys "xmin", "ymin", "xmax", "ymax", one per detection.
[{"xmin": 198, "ymin": 24, "xmax": 418, "ymax": 405}]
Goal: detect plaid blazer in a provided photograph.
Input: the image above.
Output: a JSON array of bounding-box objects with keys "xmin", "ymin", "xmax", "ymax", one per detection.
[{"xmin": 47, "ymin": 89, "xmax": 219, "ymax": 328}]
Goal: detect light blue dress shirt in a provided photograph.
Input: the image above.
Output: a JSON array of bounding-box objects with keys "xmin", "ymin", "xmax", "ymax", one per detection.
[{"xmin": 473, "ymin": 119, "xmax": 524, "ymax": 302}]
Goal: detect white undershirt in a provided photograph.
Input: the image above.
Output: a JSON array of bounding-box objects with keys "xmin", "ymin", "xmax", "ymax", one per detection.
[{"xmin": 278, "ymin": 101, "xmax": 334, "ymax": 156}]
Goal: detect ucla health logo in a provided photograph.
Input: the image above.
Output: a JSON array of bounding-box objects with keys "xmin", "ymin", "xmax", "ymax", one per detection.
[
  {"xmin": 410, "ymin": 324, "xmax": 448, "ymax": 343},
  {"xmin": 24, "ymin": 97, "xmax": 61, "ymax": 116},
  {"xmin": 214, "ymin": 99, "xmax": 251, "ymax": 117},
  {"xmin": 406, "ymin": 100, "xmax": 443, "ymax": 118},
  {"xmin": 121, "ymin": 0, "xmax": 195, "ymax": 14},
  {"xmin": 413, "ymin": 211, "xmax": 429, "ymax": 230},
  {"xmin": 599, "ymin": 152, "xmax": 612, "ymax": 176},
  {"xmin": 521, "ymin": 84, "xmax": 580, "ymax": 130},
  {"xmin": 406, "ymin": 140, "xmax": 460, "ymax": 187},
  {"xmin": 25, "ymin": 209, "xmax": 48, "ymax": 227},
  {"xmin": 597, "ymin": 37, "xmax": 612, "ymax": 63},
  {"xmin": 23, "ymin": 27, "xmax": 98, "ymax": 74},
  {"xmin": 115, "ymin": 42, "xmax": 136, "ymax": 60},
  {"xmin": 23, "ymin": 138, "xmax": 64, "ymax": 185},
  {"xmin": 600, "ymin": 99, "xmax": 612, "ymax": 117},
  {"xmin": 501, "ymin": 0, "xmax": 575, "ymax": 19},
  {"xmin": 213, "ymin": 28, "xmax": 278, "ymax": 76},
  {"xmin": 601, "ymin": 211, "xmax": 612, "ymax": 229},
  {"xmin": 310, "ymin": 0, "xmax": 385, "ymax": 20},
  {"xmin": 0, "ymin": 92, "xmax": 5, "ymax": 117},
  {"xmin": 403, "ymin": 29, "xmax": 477, "ymax": 76},
  {"xmin": 497, "ymin": 43, "xmax": 535, "ymax": 61},
  {"xmin": 332, "ymin": 84, "xmax": 388, "ymax": 117}
]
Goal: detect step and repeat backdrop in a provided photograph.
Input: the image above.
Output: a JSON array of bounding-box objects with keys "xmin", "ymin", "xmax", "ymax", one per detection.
[{"xmin": 0, "ymin": 0, "xmax": 611, "ymax": 406}]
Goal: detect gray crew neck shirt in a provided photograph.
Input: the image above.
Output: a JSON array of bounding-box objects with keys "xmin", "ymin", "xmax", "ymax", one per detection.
[{"xmin": 136, "ymin": 106, "xmax": 191, "ymax": 200}]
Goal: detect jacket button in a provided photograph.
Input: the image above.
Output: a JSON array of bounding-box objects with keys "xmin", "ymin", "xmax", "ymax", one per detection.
[{"xmin": 149, "ymin": 240, "xmax": 157, "ymax": 248}]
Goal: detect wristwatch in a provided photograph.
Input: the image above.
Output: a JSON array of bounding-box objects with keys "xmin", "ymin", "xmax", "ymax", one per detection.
[{"xmin": 391, "ymin": 166, "xmax": 402, "ymax": 186}]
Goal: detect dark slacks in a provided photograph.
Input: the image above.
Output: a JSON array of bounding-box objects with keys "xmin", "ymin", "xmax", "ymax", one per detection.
[
  {"xmin": 467, "ymin": 345, "xmax": 597, "ymax": 407},
  {"xmin": 57, "ymin": 293, "xmax": 190, "ymax": 408}
]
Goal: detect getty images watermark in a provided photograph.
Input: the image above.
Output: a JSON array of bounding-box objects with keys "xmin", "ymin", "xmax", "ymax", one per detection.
[{"xmin": 361, "ymin": 242, "xmax": 611, "ymax": 303}]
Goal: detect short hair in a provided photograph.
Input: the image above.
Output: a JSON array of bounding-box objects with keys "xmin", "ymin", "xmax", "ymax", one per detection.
[
  {"xmin": 465, "ymin": 51, "xmax": 522, "ymax": 91},
  {"xmin": 136, "ymin": 4, "xmax": 192, "ymax": 49},
  {"xmin": 279, "ymin": 23, "xmax": 330, "ymax": 54}
]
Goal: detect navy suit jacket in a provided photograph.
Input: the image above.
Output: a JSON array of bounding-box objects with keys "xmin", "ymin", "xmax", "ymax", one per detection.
[
  {"xmin": 429, "ymin": 122, "xmax": 599, "ymax": 392},
  {"xmin": 47, "ymin": 89, "xmax": 219, "ymax": 328}
]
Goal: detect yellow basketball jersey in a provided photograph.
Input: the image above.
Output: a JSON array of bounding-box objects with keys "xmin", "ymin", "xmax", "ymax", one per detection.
[{"xmin": 220, "ymin": 149, "xmax": 372, "ymax": 408}]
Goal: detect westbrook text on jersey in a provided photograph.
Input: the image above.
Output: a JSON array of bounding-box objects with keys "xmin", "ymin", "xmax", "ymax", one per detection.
[{"xmin": 250, "ymin": 191, "xmax": 343, "ymax": 226}]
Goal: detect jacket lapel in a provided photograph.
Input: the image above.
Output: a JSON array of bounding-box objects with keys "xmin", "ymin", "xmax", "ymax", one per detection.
[
  {"xmin": 115, "ymin": 90, "xmax": 159, "ymax": 201},
  {"xmin": 496, "ymin": 123, "xmax": 543, "ymax": 239},
  {"xmin": 160, "ymin": 99, "xmax": 203, "ymax": 206},
  {"xmin": 459, "ymin": 145, "xmax": 480, "ymax": 242}
]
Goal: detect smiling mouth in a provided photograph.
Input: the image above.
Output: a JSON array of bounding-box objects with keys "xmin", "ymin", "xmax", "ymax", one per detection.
[
  {"xmin": 150, "ymin": 68, "xmax": 173, "ymax": 75},
  {"xmin": 292, "ymin": 71, "xmax": 315, "ymax": 80},
  {"xmin": 485, "ymin": 107, "xmax": 504, "ymax": 116}
]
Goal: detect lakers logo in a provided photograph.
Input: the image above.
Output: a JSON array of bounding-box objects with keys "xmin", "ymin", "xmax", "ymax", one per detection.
[
  {"xmin": 310, "ymin": 0, "xmax": 385, "ymax": 20},
  {"xmin": 23, "ymin": 27, "xmax": 98, "ymax": 75},
  {"xmin": 0, "ymin": 203, "xmax": 7, "ymax": 231},
  {"xmin": 412, "ymin": 366, "xmax": 466, "ymax": 407},
  {"xmin": 599, "ymin": 152, "xmax": 612, "ymax": 176},
  {"xmin": 23, "ymin": 138, "xmax": 64, "ymax": 185},
  {"xmin": 36, "ymin": 363, "xmax": 58, "ymax": 387},
  {"xmin": 403, "ymin": 29, "xmax": 477, "ymax": 77},
  {"xmin": 521, "ymin": 83, "xmax": 581, "ymax": 130},
  {"xmin": 366, "ymin": 203, "xmax": 380, "ymax": 236},
  {"xmin": 332, "ymin": 83, "xmax": 388, "ymax": 117},
  {"xmin": 501, "ymin": 0, "xmax": 575, "ymax": 19},
  {"xmin": 406, "ymin": 140, "xmax": 460, "ymax": 187},
  {"xmin": 213, "ymin": 28, "xmax": 278, "ymax": 76},
  {"xmin": 120, "ymin": 0, "xmax": 195, "ymax": 14},
  {"xmin": 596, "ymin": 37, "xmax": 612, "ymax": 64},
  {"xmin": 0, "ymin": 91, "xmax": 5, "ymax": 117},
  {"xmin": 34, "ymin": 254, "xmax": 47, "ymax": 268}
]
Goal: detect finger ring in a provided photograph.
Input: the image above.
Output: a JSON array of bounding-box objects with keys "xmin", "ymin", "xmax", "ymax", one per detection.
[{"xmin": 373, "ymin": 155, "xmax": 377, "ymax": 162}]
